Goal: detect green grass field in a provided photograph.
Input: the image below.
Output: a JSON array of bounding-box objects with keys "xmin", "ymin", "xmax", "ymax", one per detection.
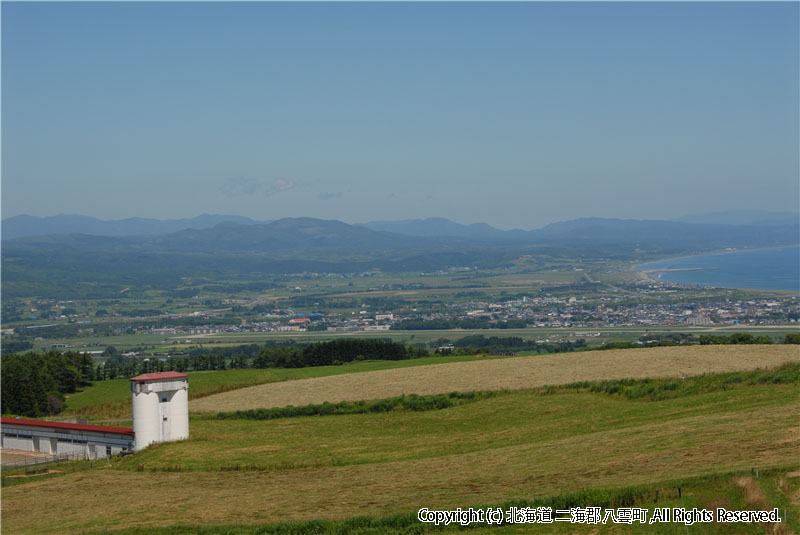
[
  {"xmin": 3, "ymin": 357, "xmax": 798, "ymax": 534},
  {"xmin": 63, "ymin": 368, "xmax": 282, "ymax": 419},
  {"xmin": 63, "ymin": 354, "xmax": 505, "ymax": 419},
  {"xmin": 87, "ymin": 469, "xmax": 799, "ymax": 534},
  {"xmin": 125, "ymin": 381, "xmax": 798, "ymax": 472}
]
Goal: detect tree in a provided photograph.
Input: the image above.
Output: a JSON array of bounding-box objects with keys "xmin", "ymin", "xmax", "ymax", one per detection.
[{"xmin": 784, "ymin": 333, "xmax": 800, "ymax": 344}]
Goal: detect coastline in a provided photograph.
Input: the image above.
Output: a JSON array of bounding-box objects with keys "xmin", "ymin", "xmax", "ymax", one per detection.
[
  {"xmin": 631, "ymin": 244, "xmax": 800, "ymax": 292},
  {"xmin": 631, "ymin": 244, "xmax": 799, "ymax": 272}
]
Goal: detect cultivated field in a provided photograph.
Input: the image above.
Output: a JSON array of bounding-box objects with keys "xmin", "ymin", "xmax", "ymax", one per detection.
[
  {"xmin": 190, "ymin": 344, "xmax": 800, "ymax": 412},
  {"xmin": 63, "ymin": 354, "xmax": 498, "ymax": 420},
  {"xmin": 2, "ymin": 379, "xmax": 798, "ymax": 534},
  {"xmin": 4, "ymin": 346, "xmax": 799, "ymax": 534}
]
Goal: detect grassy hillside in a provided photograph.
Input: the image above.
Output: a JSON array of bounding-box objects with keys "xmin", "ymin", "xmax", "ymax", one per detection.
[
  {"xmin": 41, "ymin": 470, "xmax": 800, "ymax": 534},
  {"xmin": 190, "ymin": 344, "xmax": 800, "ymax": 412},
  {"xmin": 3, "ymin": 363, "xmax": 798, "ymax": 534},
  {"xmin": 63, "ymin": 354, "xmax": 494, "ymax": 419},
  {"xmin": 128, "ymin": 381, "xmax": 798, "ymax": 472}
]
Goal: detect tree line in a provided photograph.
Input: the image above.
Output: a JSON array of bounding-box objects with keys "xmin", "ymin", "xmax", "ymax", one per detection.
[
  {"xmin": 1, "ymin": 339, "xmax": 429, "ymax": 417},
  {"xmin": 252, "ymin": 339, "xmax": 427, "ymax": 368},
  {"xmin": 434, "ymin": 335, "xmax": 587, "ymax": 355},
  {"xmin": 1, "ymin": 351, "xmax": 94, "ymax": 417}
]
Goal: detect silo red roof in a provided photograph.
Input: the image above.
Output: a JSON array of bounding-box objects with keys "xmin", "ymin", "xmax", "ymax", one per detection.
[{"xmin": 129, "ymin": 371, "xmax": 188, "ymax": 382}]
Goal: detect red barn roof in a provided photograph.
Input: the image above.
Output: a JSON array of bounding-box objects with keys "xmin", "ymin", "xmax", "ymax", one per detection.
[
  {"xmin": 0, "ymin": 417, "xmax": 134, "ymax": 436},
  {"xmin": 129, "ymin": 371, "xmax": 188, "ymax": 382}
]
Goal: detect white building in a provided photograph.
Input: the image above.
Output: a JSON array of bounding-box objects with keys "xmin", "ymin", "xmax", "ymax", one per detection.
[
  {"xmin": 130, "ymin": 371, "xmax": 189, "ymax": 451},
  {"xmin": 0, "ymin": 418, "xmax": 134, "ymax": 458}
]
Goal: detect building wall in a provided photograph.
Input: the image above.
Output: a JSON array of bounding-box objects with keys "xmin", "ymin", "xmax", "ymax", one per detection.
[
  {"xmin": 169, "ymin": 388, "xmax": 189, "ymax": 440},
  {"xmin": 131, "ymin": 378, "xmax": 189, "ymax": 450},
  {"xmin": 2, "ymin": 433, "xmax": 33, "ymax": 451},
  {"xmin": 1, "ymin": 425, "xmax": 132, "ymax": 458},
  {"xmin": 132, "ymin": 390, "xmax": 160, "ymax": 450}
]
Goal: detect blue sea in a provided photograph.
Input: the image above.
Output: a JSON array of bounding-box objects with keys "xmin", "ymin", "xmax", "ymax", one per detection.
[{"xmin": 637, "ymin": 246, "xmax": 800, "ymax": 291}]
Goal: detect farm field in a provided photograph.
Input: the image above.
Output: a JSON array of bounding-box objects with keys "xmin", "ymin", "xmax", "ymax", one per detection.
[
  {"xmin": 190, "ymin": 344, "xmax": 800, "ymax": 412},
  {"xmin": 8, "ymin": 471, "xmax": 797, "ymax": 535},
  {"xmin": 62, "ymin": 354, "xmax": 505, "ymax": 419},
  {"xmin": 63, "ymin": 368, "xmax": 281, "ymax": 420},
  {"xmin": 2, "ymin": 365, "xmax": 798, "ymax": 534},
  {"xmin": 26, "ymin": 323, "xmax": 800, "ymax": 355},
  {"xmin": 168, "ymin": 324, "xmax": 800, "ymax": 346}
]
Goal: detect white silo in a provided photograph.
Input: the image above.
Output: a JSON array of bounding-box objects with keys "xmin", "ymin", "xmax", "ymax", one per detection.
[{"xmin": 130, "ymin": 371, "xmax": 189, "ymax": 451}]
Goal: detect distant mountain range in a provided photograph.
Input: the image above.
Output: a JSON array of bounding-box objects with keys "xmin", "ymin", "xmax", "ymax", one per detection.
[
  {"xmin": 358, "ymin": 218, "xmax": 517, "ymax": 240},
  {"xmin": 364, "ymin": 216, "xmax": 800, "ymax": 248},
  {"xmin": 676, "ymin": 210, "xmax": 799, "ymax": 227},
  {"xmin": 3, "ymin": 215, "xmax": 798, "ymax": 253},
  {"xmin": 143, "ymin": 218, "xmax": 424, "ymax": 253},
  {"xmin": 3, "ymin": 215, "xmax": 797, "ymax": 300},
  {"xmin": 1, "ymin": 213, "xmax": 262, "ymax": 240},
  {"xmin": 5, "ymin": 211, "xmax": 797, "ymax": 243}
]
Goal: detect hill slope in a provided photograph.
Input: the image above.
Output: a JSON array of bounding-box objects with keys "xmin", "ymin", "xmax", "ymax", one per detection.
[
  {"xmin": 3, "ymin": 357, "xmax": 797, "ymax": 534},
  {"xmin": 1, "ymin": 213, "xmax": 261, "ymax": 240},
  {"xmin": 190, "ymin": 344, "xmax": 800, "ymax": 412}
]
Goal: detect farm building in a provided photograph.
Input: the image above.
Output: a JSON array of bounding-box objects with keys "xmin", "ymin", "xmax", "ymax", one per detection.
[
  {"xmin": 130, "ymin": 371, "xmax": 189, "ymax": 450},
  {"xmin": 0, "ymin": 371, "xmax": 189, "ymax": 458},
  {"xmin": 0, "ymin": 418, "xmax": 134, "ymax": 458}
]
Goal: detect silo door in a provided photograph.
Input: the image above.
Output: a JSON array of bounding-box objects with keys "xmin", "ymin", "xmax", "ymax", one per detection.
[{"xmin": 160, "ymin": 402, "xmax": 171, "ymax": 440}]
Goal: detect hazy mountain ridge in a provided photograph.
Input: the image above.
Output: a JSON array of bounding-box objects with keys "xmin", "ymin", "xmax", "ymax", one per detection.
[
  {"xmin": 6, "ymin": 212, "xmax": 799, "ymax": 245},
  {"xmin": 142, "ymin": 218, "xmax": 425, "ymax": 252},
  {"xmin": 359, "ymin": 216, "xmax": 799, "ymax": 248},
  {"xmin": 1, "ymin": 213, "xmax": 263, "ymax": 240},
  {"xmin": 4, "ymin": 216, "xmax": 797, "ymax": 254},
  {"xmin": 676, "ymin": 210, "xmax": 799, "ymax": 227},
  {"xmin": 359, "ymin": 218, "xmax": 518, "ymax": 239},
  {"xmin": 4, "ymin": 216, "xmax": 797, "ymax": 300},
  {"xmin": 3, "ymin": 218, "xmax": 432, "ymax": 254}
]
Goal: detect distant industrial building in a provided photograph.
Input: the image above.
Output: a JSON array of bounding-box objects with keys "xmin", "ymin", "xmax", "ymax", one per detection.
[{"xmin": 0, "ymin": 418, "xmax": 134, "ymax": 458}]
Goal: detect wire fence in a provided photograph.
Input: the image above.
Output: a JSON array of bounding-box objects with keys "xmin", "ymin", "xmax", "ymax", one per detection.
[{"xmin": 1, "ymin": 451, "xmax": 93, "ymax": 473}]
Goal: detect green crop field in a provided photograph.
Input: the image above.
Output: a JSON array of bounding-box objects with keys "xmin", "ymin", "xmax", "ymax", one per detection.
[{"xmin": 2, "ymin": 347, "xmax": 798, "ymax": 534}]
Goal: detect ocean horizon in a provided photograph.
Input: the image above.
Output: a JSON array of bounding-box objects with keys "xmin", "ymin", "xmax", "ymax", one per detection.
[{"xmin": 637, "ymin": 246, "xmax": 800, "ymax": 291}]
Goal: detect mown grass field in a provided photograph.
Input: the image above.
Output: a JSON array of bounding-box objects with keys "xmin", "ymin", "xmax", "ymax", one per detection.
[
  {"xmin": 3, "ymin": 354, "xmax": 798, "ymax": 534},
  {"xmin": 190, "ymin": 344, "xmax": 800, "ymax": 412},
  {"xmin": 63, "ymin": 354, "xmax": 503, "ymax": 419},
  {"xmin": 38, "ymin": 470, "xmax": 800, "ymax": 534}
]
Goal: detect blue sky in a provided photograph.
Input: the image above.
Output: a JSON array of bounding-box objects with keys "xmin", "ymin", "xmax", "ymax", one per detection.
[{"xmin": 2, "ymin": 2, "xmax": 798, "ymax": 229}]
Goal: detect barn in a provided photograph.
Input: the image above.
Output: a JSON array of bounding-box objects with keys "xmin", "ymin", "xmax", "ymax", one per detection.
[
  {"xmin": 1, "ymin": 370, "xmax": 189, "ymax": 459},
  {"xmin": 0, "ymin": 418, "xmax": 134, "ymax": 458}
]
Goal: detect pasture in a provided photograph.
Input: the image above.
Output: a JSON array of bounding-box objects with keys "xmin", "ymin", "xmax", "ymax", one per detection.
[
  {"xmin": 190, "ymin": 344, "xmax": 800, "ymax": 412},
  {"xmin": 2, "ymin": 377, "xmax": 798, "ymax": 533},
  {"xmin": 29, "ymin": 322, "xmax": 799, "ymax": 356},
  {"xmin": 3, "ymin": 345, "xmax": 798, "ymax": 534},
  {"xmin": 63, "ymin": 354, "xmax": 501, "ymax": 419}
]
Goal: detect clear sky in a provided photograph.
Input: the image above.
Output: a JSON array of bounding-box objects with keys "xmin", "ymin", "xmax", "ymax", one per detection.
[{"xmin": 2, "ymin": 2, "xmax": 798, "ymax": 230}]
